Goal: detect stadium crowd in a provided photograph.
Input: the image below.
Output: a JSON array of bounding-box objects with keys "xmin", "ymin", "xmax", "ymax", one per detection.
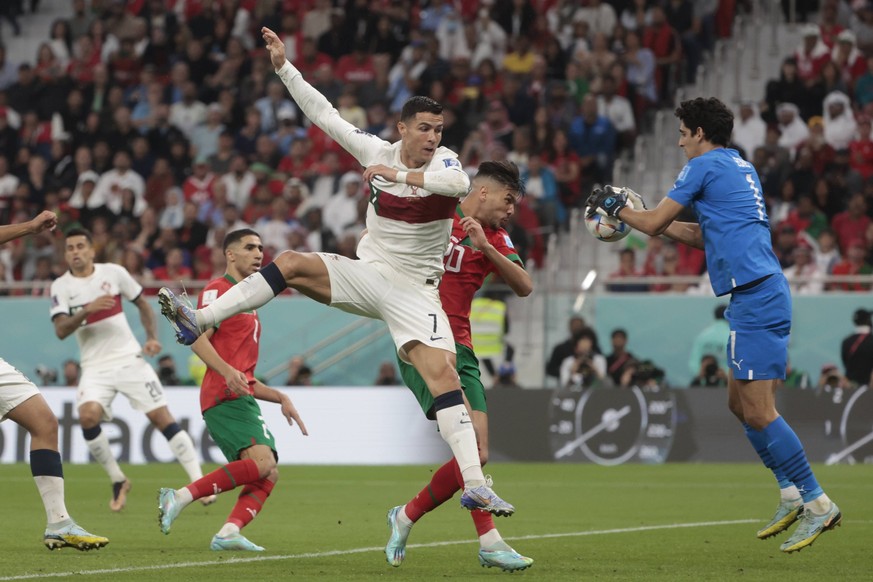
[{"xmin": 0, "ymin": 0, "xmax": 740, "ymax": 293}]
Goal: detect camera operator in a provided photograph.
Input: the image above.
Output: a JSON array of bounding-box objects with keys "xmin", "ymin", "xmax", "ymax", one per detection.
[
  {"xmin": 841, "ymin": 308, "xmax": 873, "ymax": 388},
  {"xmin": 690, "ymin": 354, "xmax": 728, "ymax": 387},
  {"xmin": 560, "ymin": 335, "xmax": 607, "ymax": 389}
]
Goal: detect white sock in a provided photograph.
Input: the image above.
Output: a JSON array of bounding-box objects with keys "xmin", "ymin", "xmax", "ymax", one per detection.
[
  {"xmin": 34, "ymin": 475, "xmax": 70, "ymax": 524},
  {"xmin": 435, "ymin": 403, "xmax": 485, "ymax": 487},
  {"xmin": 805, "ymin": 493, "xmax": 832, "ymax": 515},
  {"xmin": 780, "ymin": 485, "xmax": 801, "ymax": 502},
  {"xmin": 168, "ymin": 431, "xmax": 203, "ymax": 482},
  {"xmin": 396, "ymin": 505, "xmax": 413, "ymax": 528},
  {"xmin": 85, "ymin": 432, "xmax": 126, "ymax": 483},
  {"xmin": 176, "ymin": 487, "xmax": 194, "ymax": 507},
  {"xmin": 217, "ymin": 522, "xmax": 240, "ymax": 537},
  {"xmin": 479, "ymin": 528, "xmax": 503, "ymax": 549},
  {"xmin": 196, "ymin": 271, "xmax": 276, "ymax": 329}
]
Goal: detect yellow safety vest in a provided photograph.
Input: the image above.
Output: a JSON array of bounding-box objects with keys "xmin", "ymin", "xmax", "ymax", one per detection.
[{"xmin": 470, "ymin": 298, "xmax": 506, "ymax": 358}]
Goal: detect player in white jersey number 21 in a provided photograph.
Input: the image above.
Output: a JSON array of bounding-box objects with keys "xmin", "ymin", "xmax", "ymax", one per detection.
[
  {"xmin": 158, "ymin": 26, "xmax": 514, "ymax": 517},
  {"xmin": 51, "ymin": 228, "xmax": 215, "ymax": 511}
]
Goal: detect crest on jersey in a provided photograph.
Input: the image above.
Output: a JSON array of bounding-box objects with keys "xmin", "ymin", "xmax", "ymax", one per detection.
[
  {"xmin": 202, "ymin": 289, "xmax": 218, "ymax": 305},
  {"xmin": 503, "ymin": 234, "xmax": 515, "ymax": 248},
  {"xmin": 677, "ymin": 165, "xmax": 690, "ymax": 183},
  {"xmin": 443, "ymin": 158, "xmax": 460, "ymax": 169},
  {"xmin": 51, "ymin": 294, "xmax": 59, "ymax": 307},
  {"xmin": 101, "ymin": 281, "xmax": 112, "ymax": 293}
]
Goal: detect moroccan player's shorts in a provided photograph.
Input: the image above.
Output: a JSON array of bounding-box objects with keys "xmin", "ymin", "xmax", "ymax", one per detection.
[
  {"xmin": 77, "ymin": 356, "xmax": 166, "ymax": 421},
  {"xmin": 398, "ymin": 343, "xmax": 487, "ymax": 420},
  {"xmin": 725, "ymin": 273, "xmax": 791, "ymax": 381},
  {"xmin": 203, "ymin": 396, "xmax": 277, "ymax": 462},
  {"xmin": 0, "ymin": 357, "xmax": 40, "ymax": 422},
  {"xmin": 315, "ymin": 253, "xmax": 456, "ymax": 361}
]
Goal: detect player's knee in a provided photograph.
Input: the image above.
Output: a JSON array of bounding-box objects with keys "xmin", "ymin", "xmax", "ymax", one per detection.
[
  {"xmin": 727, "ymin": 401, "xmax": 745, "ymax": 422},
  {"xmin": 266, "ymin": 467, "xmax": 279, "ymax": 484},
  {"xmin": 273, "ymin": 250, "xmax": 301, "ymax": 280},
  {"xmin": 743, "ymin": 411, "xmax": 772, "ymax": 431},
  {"xmin": 36, "ymin": 411, "xmax": 59, "ymax": 441},
  {"xmin": 255, "ymin": 455, "xmax": 277, "ymax": 478},
  {"xmin": 77, "ymin": 410, "xmax": 100, "ymax": 429}
]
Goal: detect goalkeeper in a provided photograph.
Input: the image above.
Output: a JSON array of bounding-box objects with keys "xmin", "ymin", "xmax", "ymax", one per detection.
[{"xmin": 587, "ymin": 97, "xmax": 840, "ymax": 554}]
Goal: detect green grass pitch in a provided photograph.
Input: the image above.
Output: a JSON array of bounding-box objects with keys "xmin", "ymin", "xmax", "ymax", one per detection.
[{"xmin": 0, "ymin": 463, "xmax": 870, "ymax": 580}]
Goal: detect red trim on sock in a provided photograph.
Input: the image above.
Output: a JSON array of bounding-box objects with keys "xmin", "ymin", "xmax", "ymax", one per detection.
[
  {"xmin": 186, "ymin": 458, "xmax": 259, "ymax": 500},
  {"xmin": 404, "ymin": 459, "xmax": 463, "ymax": 522},
  {"xmin": 228, "ymin": 477, "xmax": 274, "ymax": 529}
]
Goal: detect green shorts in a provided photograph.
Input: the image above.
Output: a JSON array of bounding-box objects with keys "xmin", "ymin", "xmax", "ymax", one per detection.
[
  {"xmin": 203, "ymin": 396, "xmax": 277, "ymax": 462},
  {"xmin": 398, "ymin": 343, "xmax": 487, "ymax": 420}
]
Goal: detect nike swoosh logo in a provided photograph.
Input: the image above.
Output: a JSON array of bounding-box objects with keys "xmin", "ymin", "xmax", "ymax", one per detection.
[
  {"xmin": 430, "ymin": 335, "xmax": 444, "ymax": 341},
  {"xmin": 460, "ymin": 420, "xmax": 472, "ymax": 424}
]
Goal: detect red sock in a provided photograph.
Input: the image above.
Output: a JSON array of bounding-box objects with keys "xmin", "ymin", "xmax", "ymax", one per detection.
[
  {"xmin": 185, "ymin": 459, "xmax": 260, "ymax": 500},
  {"xmin": 404, "ymin": 458, "xmax": 463, "ymax": 522},
  {"xmin": 228, "ymin": 477, "xmax": 275, "ymax": 528},
  {"xmin": 448, "ymin": 457, "xmax": 495, "ymax": 536}
]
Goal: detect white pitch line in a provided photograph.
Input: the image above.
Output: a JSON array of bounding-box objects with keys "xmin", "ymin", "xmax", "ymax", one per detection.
[{"xmin": 0, "ymin": 519, "xmax": 759, "ymax": 581}]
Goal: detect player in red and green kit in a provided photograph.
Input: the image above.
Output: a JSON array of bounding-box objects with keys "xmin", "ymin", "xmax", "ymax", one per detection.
[
  {"xmin": 385, "ymin": 161, "xmax": 535, "ymax": 571},
  {"xmin": 157, "ymin": 229, "xmax": 308, "ymax": 551}
]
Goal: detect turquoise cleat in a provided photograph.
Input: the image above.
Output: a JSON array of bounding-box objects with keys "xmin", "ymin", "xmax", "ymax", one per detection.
[
  {"xmin": 158, "ymin": 488, "xmax": 182, "ymax": 535},
  {"xmin": 210, "ymin": 532, "xmax": 265, "ymax": 551},
  {"xmin": 478, "ymin": 544, "xmax": 534, "ymax": 572},
  {"xmin": 780, "ymin": 502, "xmax": 842, "ymax": 553},
  {"xmin": 460, "ymin": 477, "xmax": 515, "ymax": 517},
  {"xmin": 757, "ymin": 498, "xmax": 802, "ymax": 539},
  {"xmin": 385, "ymin": 505, "xmax": 412, "ymax": 567},
  {"xmin": 157, "ymin": 288, "xmax": 201, "ymax": 345},
  {"xmin": 44, "ymin": 523, "xmax": 109, "ymax": 551}
]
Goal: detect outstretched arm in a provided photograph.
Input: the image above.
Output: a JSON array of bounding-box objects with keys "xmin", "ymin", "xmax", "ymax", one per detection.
[
  {"xmin": 263, "ymin": 27, "xmax": 382, "ymax": 167},
  {"xmin": 618, "ymin": 198, "xmax": 704, "ymax": 249},
  {"xmin": 0, "ymin": 211, "xmax": 57, "ymax": 245},
  {"xmin": 462, "ymin": 217, "xmax": 532, "ymax": 296}
]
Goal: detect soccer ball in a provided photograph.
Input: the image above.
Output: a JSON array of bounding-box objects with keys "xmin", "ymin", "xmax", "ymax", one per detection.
[{"xmin": 584, "ymin": 209, "xmax": 632, "ymax": 242}]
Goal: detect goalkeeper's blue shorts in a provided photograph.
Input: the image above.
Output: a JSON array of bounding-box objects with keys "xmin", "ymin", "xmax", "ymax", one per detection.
[{"xmin": 725, "ymin": 273, "xmax": 790, "ymax": 381}]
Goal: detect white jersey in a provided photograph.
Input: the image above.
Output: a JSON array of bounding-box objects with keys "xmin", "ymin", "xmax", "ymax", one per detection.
[
  {"xmin": 276, "ymin": 61, "xmax": 470, "ymax": 283},
  {"xmin": 50, "ymin": 263, "xmax": 144, "ymax": 370}
]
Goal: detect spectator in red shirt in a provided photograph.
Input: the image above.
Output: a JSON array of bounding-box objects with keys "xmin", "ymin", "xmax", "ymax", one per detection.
[
  {"xmin": 152, "ymin": 246, "xmax": 193, "ymax": 283},
  {"xmin": 294, "ymin": 37, "xmax": 332, "ymax": 77},
  {"xmin": 795, "ymin": 24, "xmax": 831, "ymax": 85},
  {"xmin": 831, "ymin": 193, "xmax": 871, "ymax": 254},
  {"xmin": 849, "ymin": 116, "xmax": 873, "ymax": 179},
  {"xmin": 335, "ymin": 41, "xmax": 376, "ymax": 85},
  {"xmin": 829, "ymin": 239, "xmax": 873, "ymax": 291}
]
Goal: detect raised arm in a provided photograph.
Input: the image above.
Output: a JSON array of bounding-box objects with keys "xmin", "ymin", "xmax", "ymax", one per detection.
[{"xmin": 263, "ymin": 27, "xmax": 382, "ymax": 167}]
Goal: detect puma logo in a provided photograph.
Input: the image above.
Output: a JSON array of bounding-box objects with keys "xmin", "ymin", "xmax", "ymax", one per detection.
[
  {"xmin": 246, "ymin": 508, "xmax": 257, "ymax": 519},
  {"xmin": 212, "ymin": 484, "xmax": 222, "ymax": 495},
  {"xmin": 732, "ymin": 359, "xmax": 744, "ymax": 370}
]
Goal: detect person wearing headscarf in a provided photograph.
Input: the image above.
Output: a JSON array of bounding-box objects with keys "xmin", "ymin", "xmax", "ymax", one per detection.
[
  {"xmin": 733, "ymin": 102, "xmax": 767, "ymax": 160},
  {"xmin": 777, "ymin": 103, "xmax": 810, "ymax": 158},
  {"xmin": 822, "ymin": 90, "xmax": 857, "ymax": 149}
]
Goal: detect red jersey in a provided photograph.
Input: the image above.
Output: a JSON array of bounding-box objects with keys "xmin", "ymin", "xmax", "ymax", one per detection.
[
  {"xmin": 440, "ymin": 207, "xmax": 522, "ymax": 350},
  {"xmin": 197, "ymin": 275, "xmax": 261, "ymax": 413}
]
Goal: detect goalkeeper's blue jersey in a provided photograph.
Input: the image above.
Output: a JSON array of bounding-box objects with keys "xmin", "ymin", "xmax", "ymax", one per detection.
[{"xmin": 667, "ymin": 148, "xmax": 781, "ymax": 296}]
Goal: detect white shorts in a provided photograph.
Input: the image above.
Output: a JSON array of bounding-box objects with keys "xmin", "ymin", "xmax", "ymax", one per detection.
[
  {"xmin": 316, "ymin": 253, "xmax": 455, "ymax": 361},
  {"xmin": 78, "ymin": 357, "xmax": 166, "ymax": 421},
  {"xmin": 0, "ymin": 358, "xmax": 40, "ymax": 422}
]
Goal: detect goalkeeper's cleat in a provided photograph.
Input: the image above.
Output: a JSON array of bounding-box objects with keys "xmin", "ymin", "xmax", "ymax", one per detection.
[
  {"xmin": 478, "ymin": 544, "xmax": 534, "ymax": 572},
  {"xmin": 44, "ymin": 523, "xmax": 109, "ymax": 551},
  {"xmin": 200, "ymin": 494, "xmax": 218, "ymax": 506},
  {"xmin": 460, "ymin": 477, "xmax": 515, "ymax": 517},
  {"xmin": 780, "ymin": 501, "xmax": 841, "ymax": 553},
  {"xmin": 757, "ymin": 498, "xmax": 802, "ymax": 539},
  {"xmin": 157, "ymin": 288, "xmax": 201, "ymax": 345},
  {"xmin": 109, "ymin": 479, "xmax": 132, "ymax": 512},
  {"xmin": 210, "ymin": 532, "xmax": 265, "ymax": 552},
  {"xmin": 385, "ymin": 505, "xmax": 412, "ymax": 567},
  {"xmin": 158, "ymin": 488, "xmax": 183, "ymax": 535}
]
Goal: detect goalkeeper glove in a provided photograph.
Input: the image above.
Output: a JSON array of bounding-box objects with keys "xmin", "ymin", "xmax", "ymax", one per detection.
[{"xmin": 586, "ymin": 185, "xmax": 629, "ymax": 218}]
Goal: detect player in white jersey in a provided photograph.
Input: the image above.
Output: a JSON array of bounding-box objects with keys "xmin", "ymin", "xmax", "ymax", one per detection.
[
  {"xmin": 0, "ymin": 211, "xmax": 108, "ymax": 550},
  {"xmin": 50, "ymin": 228, "xmax": 214, "ymax": 511},
  {"xmin": 157, "ymin": 26, "xmax": 514, "ymax": 516}
]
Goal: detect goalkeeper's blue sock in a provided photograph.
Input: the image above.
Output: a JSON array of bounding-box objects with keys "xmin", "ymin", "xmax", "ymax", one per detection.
[
  {"xmin": 759, "ymin": 417, "xmax": 823, "ymax": 504},
  {"xmin": 743, "ymin": 422, "xmax": 793, "ymax": 490}
]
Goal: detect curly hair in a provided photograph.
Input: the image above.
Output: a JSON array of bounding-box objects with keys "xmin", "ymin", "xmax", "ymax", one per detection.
[{"xmin": 674, "ymin": 97, "xmax": 734, "ymax": 147}]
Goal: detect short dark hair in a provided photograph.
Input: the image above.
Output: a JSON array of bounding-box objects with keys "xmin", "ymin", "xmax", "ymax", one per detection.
[
  {"xmin": 675, "ymin": 97, "xmax": 734, "ymax": 147},
  {"xmin": 475, "ymin": 160, "xmax": 525, "ymax": 197},
  {"xmin": 853, "ymin": 308, "xmax": 871, "ymax": 326},
  {"xmin": 65, "ymin": 227, "xmax": 93, "ymax": 244},
  {"xmin": 223, "ymin": 228, "xmax": 261, "ymax": 251},
  {"xmin": 400, "ymin": 96, "xmax": 443, "ymax": 122},
  {"xmin": 611, "ymin": 328, "xmax": 627, "ymax": 339}
]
